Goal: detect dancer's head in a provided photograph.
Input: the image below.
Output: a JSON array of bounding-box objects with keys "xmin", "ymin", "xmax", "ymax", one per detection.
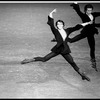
[
  {"xmin": 84, "ymin": 4, "xmax": 93, "ymax": 14},
  {"xmin": 55, "ymin": 20, "xmax": 65, "ymax": 30}
]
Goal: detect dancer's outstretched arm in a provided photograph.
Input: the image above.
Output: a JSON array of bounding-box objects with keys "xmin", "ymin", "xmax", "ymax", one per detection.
[
  {"xmin": 67, "ymin": 20, "xmax": 93, "ymax": 36},
  {"xmin": 49, "ymin": 9, "xmax": 57, "ymax": 18},
  {"xmin": 81, "ymin": 20, "xmax": 93, "ymax": 26},
  {"xmin": 47, "ymin": 9, "xmax": 57, "ymax": 41},
  {"xmin": 47, "ymin": 9, "xmax": 57, "ymax": 29},
  {"xmin": 47, "ymin": 8, "xmax": 57, "ymax": 26},
  {"xmin": 70, "ymin": 2, "xmax": 84, "ymax": 19}
]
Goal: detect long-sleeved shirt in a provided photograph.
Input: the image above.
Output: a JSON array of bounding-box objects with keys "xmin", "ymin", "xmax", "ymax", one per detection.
[
  {"xmin": 47, "ymin": 15, "xmax": 83, "ymax": 54},
  {"xmin": 70, "ymin": 3, "xmax": 100, "ymax": 34}
]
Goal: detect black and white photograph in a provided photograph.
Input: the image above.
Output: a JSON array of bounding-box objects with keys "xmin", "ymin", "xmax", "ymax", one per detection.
[{"xmin": 0, "ymin": 0, "xmax": 100, "ymax": 98}]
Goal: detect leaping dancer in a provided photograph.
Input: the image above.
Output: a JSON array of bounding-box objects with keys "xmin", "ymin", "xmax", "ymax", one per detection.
[
  {"xmin": 67, "ymin": 2, "xmax": 100, "ymax": 71},
  {"xmin": 21, "ymin": 9, "xmax": 91, "ymax": 81}
]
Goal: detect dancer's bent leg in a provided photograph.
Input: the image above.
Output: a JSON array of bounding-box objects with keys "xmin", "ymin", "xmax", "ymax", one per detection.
[
  {"xmin": 34, "ymin": 52, "xmax": 58, "ymax": 62},
  {"xmin": 21, "ymin": 52, "xmax": 58, "ymax": 64}
]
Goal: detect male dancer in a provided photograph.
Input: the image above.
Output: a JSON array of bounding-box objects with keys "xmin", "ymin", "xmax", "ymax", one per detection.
[
  {"xmin": 21, "ymin": 9, "xmax": 91, "ymax": 81},
  {"xmin": 68, "ymin": 2, "xmax": 100, "ymax": 71}
]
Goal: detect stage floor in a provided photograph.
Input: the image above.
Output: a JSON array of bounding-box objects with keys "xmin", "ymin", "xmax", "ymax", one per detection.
[{"xmin": 0, "ymin": 39, "xmax": 100, "ymax": 98}]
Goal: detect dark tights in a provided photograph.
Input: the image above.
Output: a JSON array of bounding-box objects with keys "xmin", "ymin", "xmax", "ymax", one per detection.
[{"xmin": 34, "ymin": 52, "xmax": 79, "ymax": 72}]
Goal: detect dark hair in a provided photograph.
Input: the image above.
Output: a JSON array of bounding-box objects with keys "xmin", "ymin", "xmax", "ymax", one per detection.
[
  {"xmin": 84, "ymin": 4, "xmax": 93, "ymax": 12},
  {"xmin": 55, "ymin": 20, "xmax": 65, "ymax": 27}
]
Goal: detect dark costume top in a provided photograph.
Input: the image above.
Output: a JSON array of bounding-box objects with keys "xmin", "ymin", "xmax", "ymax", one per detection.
[
  {"xmin": 70, "ymin": 3, "xmax": 100, "ymax": 35},
  {"xmin": 47, "ymin": 16, "xmax": 83, "ymax": 54}
]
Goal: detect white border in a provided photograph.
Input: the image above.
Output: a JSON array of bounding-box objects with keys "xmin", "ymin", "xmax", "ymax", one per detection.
[{"xmin": 0, "ymin": 1, "xmax": 100, "ymax": 3}]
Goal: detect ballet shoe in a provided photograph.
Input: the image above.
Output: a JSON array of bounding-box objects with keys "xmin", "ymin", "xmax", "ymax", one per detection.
[
  {"xmin": 81, "ymin": 72, "xmax": 91, "ymax": 82},
  {"xmin": 91, "ymin": 64, "xmax": 98, "ymax": 72},
  {"xmin": 91, "ymin": 59, "xmax": 98, "ymax": 72},
  {"xmin": 21, "ymin": 58, "xmax": 35, "ymax": 64}
]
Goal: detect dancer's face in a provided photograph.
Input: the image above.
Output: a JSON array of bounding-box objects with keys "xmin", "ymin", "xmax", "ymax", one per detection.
[
  {"xmin": 86, "ymin": 8, "xmax": 93, "ymax": 15},
  {"xmin": 57, "ymin": 22, "xmax": 64, "ymax": 30}
]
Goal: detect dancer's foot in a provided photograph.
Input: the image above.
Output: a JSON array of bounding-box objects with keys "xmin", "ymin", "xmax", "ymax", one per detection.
[
  {"xmin": 21, "ymin": 58, "xmax": 35, "ymax": 64},
  {"xmin": 78, "ymin": 70, "xmax": 90, "ymax": 82},
  {"xmin": 91, "ymin": 59, "xmax": 98, "ymax": 72},
  {"xmin": 81, "ymin": 72, "xmax": 91, "ymax": 81},
  {"xmin": 91, "ymin": 63, "xmax": 98, "ymax": 72}
]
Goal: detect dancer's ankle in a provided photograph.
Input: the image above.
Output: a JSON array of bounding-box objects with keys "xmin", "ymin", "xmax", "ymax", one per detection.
[{"xmin": 90, "ymin": 58, "xmax": 96, "ymax": 62}]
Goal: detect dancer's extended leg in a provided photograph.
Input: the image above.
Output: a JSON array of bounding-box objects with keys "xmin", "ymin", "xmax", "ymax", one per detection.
[
  {"xmin": 87, "ymin": 35, "xmax": 98, "ymax": 71},
  {"xmin": 21, "ymin": 52, "xmax": 58, "ymax": 64},
  {"xmin": 61, "ymin": 53, "xmax": 90, "ymax": 81}
]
